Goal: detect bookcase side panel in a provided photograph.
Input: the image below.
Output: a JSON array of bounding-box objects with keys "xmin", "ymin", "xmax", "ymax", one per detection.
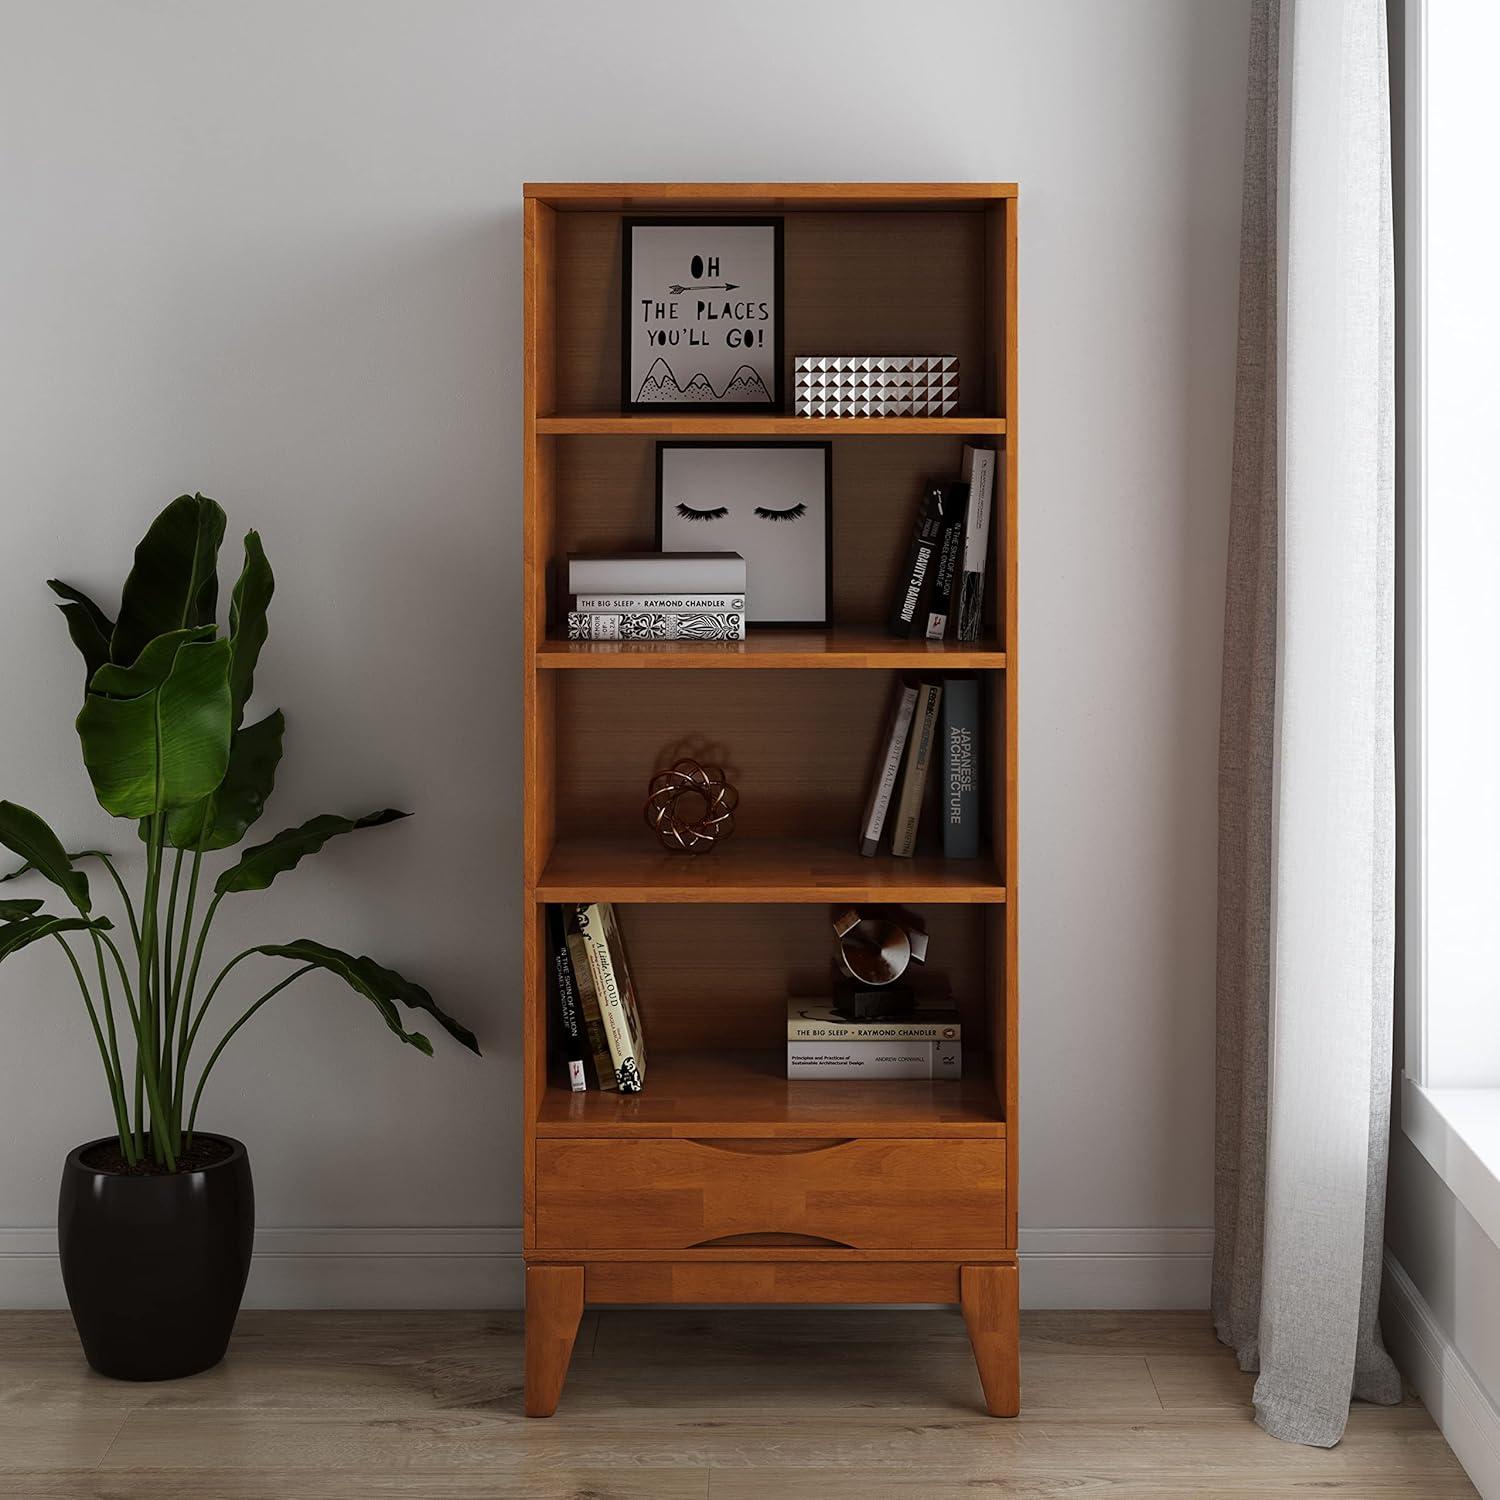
[{"xmin": 1002, "ymin": 196, "xmax": 1020, "ymax": 1248}]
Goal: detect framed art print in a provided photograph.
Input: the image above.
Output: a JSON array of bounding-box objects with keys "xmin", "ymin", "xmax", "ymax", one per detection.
[
  {"xmin": 623, "ymin": 218, "xmax": 784, "ymax": 411},
  {"xmin": 656, "ymin": 442, "xmax": 832, "ymax": 626}
]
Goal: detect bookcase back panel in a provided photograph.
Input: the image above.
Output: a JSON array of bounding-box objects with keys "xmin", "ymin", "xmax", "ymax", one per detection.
[
  {"xmin": 610, "ymin": 903, "xmax": 990, "ymax": 1053},
  {"xmin": 549, "ymin": 435, "xmax": 1001, "ymax": 638},
  {"xmin": 551, "ymin": 211, "xmax": 993, "ymax": 417},
  {"xmin": 553, "ymin": 668, "xmax": 978, "ymax": 848}
]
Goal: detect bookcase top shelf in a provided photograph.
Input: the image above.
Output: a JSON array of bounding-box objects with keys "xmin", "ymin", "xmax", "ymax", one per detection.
[
  {"xmin": 535, "ymin": 630, "xmax": 1007, "ymax": 671},
  {"xmin": 534, "ymin": 414, "xmax": 1007, "ymax": 437},
  {"xmin": 525, "ymin": 182, "xmax": 1018, "ymax": 212},
  {"xmin": 534, "ymin": 837, "xmax": 1007, "ymax": 905},
  {"xmin": 537, "ymin": 1050, "xmax": 1006, "ymax": 1137}
]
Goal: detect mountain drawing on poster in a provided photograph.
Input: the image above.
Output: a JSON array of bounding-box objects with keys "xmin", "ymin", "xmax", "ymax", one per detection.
[{"xmin": 635, "ymin": 358, "xmax": 771, "ymax": 405}]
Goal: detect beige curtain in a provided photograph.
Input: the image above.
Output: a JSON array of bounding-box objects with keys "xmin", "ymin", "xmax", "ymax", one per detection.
[{"xmin": 1214, "ymin": 0, "xmax": 1403, "ymax": 1448}]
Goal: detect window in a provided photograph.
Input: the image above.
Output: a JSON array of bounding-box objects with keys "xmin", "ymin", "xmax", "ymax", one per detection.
[{"xmin": 1402, "ymin": 0, "xmax": 1500, "ymax": 1248}]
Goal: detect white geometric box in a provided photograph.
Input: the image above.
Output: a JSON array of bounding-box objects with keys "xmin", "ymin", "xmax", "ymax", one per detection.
[{"xmin": 793, "ymin": 356, "xmax": 958, "ymax": 416}]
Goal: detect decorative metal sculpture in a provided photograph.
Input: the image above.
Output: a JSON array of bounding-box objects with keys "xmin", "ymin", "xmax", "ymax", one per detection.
[
  {"xmin": 644, "ymin": 758, "xmax": 738, "ymax": 853},
  {"xmin": 830, "ymin": 907, "xmax": 929, "ymax": 1018}
]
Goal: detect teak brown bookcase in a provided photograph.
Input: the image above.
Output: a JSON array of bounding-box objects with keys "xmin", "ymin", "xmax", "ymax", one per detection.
[{"xmin": 522, "ymin": 182, "xmax": 1018, "ymax": 1417}]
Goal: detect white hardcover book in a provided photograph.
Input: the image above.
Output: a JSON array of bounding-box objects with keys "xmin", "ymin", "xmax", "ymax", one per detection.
[
  {"xmin": 786, "ymin": 1040, "xmax": 961, "ymax": 1080},
  {"xmin": 567, "ymin": 552, "xmax": 746, "ymax": 595},
  {"xmin": 786, "ymin": 1002, "xmax": 961, "ymax": 1043},
  {"xmin": 573, "ymin": 593, "xmax": 746, "ymax": 613},
  {"xmin": 890, "ymin": 681, "xmax": 942, "ymax": 857},
  {"xmin": 859, "ymin": 681, "xmax": 919, "ymax": 856},
  {"xmin": 567, "ymin": 612, "xmax": 745, "ymax": 641},
  {"xmin": 955, "ymin": 446, "xmax": 996, "ymax": 642}
]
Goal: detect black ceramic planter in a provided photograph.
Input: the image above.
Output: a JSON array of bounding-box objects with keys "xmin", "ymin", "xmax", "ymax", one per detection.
[{"xmin": 58, "ymin": 1134, "xmax": 254, "ymax": 1381}]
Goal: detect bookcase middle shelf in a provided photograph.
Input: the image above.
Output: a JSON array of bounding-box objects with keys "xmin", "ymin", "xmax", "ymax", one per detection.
[
  {"xmin": 533, "ymin": 836, "xmax": 1006, "ymax": 904},
  {"xmin": 535, "ymin": 629, "xmax": 1007, "ymax": 671}
]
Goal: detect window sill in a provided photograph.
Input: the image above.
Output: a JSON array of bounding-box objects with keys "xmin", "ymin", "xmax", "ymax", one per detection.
[{"xmin": 1402, "ymin": 1073, "xmax": 1500, "ymax": 1252}]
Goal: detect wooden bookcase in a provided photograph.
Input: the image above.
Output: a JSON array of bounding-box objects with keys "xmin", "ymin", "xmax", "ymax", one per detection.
[{"xmin": 522, "ymin": 183, "xmax": 1018, "ymax": 1416}]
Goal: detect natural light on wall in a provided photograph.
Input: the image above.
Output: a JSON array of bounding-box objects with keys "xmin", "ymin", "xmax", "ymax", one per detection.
[{"xmin": 1421, "ymin": 2, "xmax": 1500, "ymax": 1090}]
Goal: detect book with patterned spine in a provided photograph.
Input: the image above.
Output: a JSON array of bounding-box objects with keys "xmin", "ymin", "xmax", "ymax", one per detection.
[
  {"xmin": 567, "ymin": 611, "xmax": 745, "ymax": 641},
  {"xmin": 575, "ymin": 902, "xmax": 646, "ymax": 1092}
]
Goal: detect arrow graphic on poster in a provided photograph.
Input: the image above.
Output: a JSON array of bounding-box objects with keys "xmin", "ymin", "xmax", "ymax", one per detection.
[{"xmin": 667, "ymin": 281, "xmax": 740, "ymax": 295}]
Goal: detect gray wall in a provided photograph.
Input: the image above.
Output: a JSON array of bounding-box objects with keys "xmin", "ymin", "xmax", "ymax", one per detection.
[{"xmin": 0, "ymin": 0, "xmax": 1248, "ymax": 1306}]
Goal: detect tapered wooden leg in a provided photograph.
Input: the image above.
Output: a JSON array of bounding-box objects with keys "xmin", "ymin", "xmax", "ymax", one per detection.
[
  {"xmin": 525, "ymin": 1264, "xmax": 584, "ymax": 1417},
  {"xmin": 962, "ymin": 1262, "xmax": 1020, "ymax": 1416}
]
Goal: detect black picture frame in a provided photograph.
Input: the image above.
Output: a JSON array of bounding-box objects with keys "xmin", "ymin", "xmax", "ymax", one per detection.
[
  {"xmin": 622, "ymin": 217, "xmax": 785, "ymax": 413},
  {"xmin": 655, "ymin": 441, "xmax": 833, "ymax": 629}
]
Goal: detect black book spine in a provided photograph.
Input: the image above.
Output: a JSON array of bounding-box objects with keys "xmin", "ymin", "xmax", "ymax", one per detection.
[
  {"xmin": 924, "ymin": 486, "xmax": 966, "ymax": 639},
  {"xmin": 940, "ymin": 675, "xmax": 981, "ymax": 859},
  {"xmin": 546, "ymin": 905, "xmax": 590, "ymax": 1091},
  {"xmin": 888, "ymin": 484, "xmax": 945, "ymax": 638}
]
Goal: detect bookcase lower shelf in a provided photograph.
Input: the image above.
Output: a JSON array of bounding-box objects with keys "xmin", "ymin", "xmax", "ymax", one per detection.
[
  {"xmin": 537, "ymin": 1050, "xmax": 1004, "ymax": 1137},
  {"xmin": 523, "ymin": 1256, "xmax": 1020, "ymax": 1418}
]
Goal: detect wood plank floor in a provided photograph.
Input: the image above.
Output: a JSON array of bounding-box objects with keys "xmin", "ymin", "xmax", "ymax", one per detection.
[{"xmin": 0, "ymin": 1309, "xmax": 1475, "ymax": 1498}]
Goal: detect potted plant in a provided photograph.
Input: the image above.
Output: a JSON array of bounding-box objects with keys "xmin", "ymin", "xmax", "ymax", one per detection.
[{"xmin": 0, "ymin": 493, "xmax": 479, "ymax": 1381}]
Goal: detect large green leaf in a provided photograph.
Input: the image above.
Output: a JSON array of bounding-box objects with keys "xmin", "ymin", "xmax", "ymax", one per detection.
[
  {"xmin": 253, "ymin": 938, "xmax": 479, "ymax": 1054},
  {"xmin": 0, "ymin": 899, "xmax": 44, "ymax": 920},
  {"xmin": 215, "ymin": 809, "xmax": 407, "ymax": 895},
  {"xmin": 47, "ymin": 580, "xmax": 115, "ymax": 684},
  {"xmin": 77, "ymin": 634, "xmax": 233, "ymax": 818},
  {"xmin": 0, "ymin": 803, "xmax": 91, "ymax": 913},
  {"xmin": 3, "ymin": 848, "xmax": 111, "ymax": 884},
  {"xmin": 0, "ymin": 911, "xmax": 113, "ymax": 962},
  {"xmin": 111, "ymin": 494, "xmax": 226, "ymax": 665},
  {"xmin": 161, "ymin": 708, "xmax": 284, "ymax": 851},
  {"xmin": 226, "ymin": 531, "xmax": 273, "ymax": 729},
  {"xmin": 90, "ymin": 624, "xmax": 213, "ymax": 698}
]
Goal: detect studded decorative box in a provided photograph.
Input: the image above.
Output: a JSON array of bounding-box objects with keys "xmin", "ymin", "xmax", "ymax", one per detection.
[{"xmin": 794, "ymin": 356, "xmax": 959, "ymax": 417}]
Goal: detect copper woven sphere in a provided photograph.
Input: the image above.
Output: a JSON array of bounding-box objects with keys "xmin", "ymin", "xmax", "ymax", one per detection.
[{"xmin": 644, "ymin": 758, "xmax": 738, "ymax": 853}]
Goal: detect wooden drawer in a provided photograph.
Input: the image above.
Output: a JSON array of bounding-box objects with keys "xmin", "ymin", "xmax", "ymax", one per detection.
[{"xmin": 535, "ymin": 1137, "xmax": 1006, "ymax": 1251}]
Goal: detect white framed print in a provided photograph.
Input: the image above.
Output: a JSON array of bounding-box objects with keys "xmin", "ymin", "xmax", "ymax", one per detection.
[
  {"xmin": 622, "ymin": 218, "xmax": 784, "ymax": 412},
  {"xmin": 656, "ymin": 442, "xmax": 832, "ymax": 627}
]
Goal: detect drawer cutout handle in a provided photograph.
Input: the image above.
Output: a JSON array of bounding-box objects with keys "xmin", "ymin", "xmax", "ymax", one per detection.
[
  {"xmin": 691, "ymin": 1138, "xmax": 853, "ymax": 1156},
  {"xmin": 690, "ymin": 1232, "xmax": 854, "ymax": 1250}
]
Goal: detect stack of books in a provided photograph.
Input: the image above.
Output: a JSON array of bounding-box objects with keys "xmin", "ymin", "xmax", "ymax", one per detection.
[
  {"xmin": 786, "ymin": 1001, "xmax": 962, "ymax": 1079},
  {"xmin": 546, "ymin": 903, "xmax": 646, "ymax": 1092},
  {"xmin": 859, "ymin": 674, "xmax": 979, "ymax": 859},
  {"xmin": 565, "ymin": 551, "xmax": 747, "ymax": 641},
  {"xmin": 888, "ymin": 443, "xmax": 996, "ymax": 641}
]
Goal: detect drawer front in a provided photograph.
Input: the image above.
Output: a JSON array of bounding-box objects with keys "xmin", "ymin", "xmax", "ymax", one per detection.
[{"xmin": 535, "ymin": 1137, "xmax": 1006, "ymax": 1251}]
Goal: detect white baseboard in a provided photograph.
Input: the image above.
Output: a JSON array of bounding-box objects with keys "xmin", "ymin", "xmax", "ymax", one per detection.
[
  {"xmin": 0, "ymin": 1227, "xmax": 525, "ymax": 1310},
  {"xmin": 1018, "ymin": 1227, "xmax": 1213, "ymax": 1309},
  {"xmin": 0, "ymin": 1225, "xmax": 1212, "ymax": 1312},
  {"xmin": 1382, "ymin": 1249, "xmax": 1500, "ymax": 1500}
]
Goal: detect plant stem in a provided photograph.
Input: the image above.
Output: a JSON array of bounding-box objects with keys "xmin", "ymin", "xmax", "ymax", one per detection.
[
  {"xmin": 99, "ymin": 931, "xmax": 148, "ymax": 1161},
  {"xmin": 168, "ymin": 850, "xmax": 205, "ymax": 1132},
  {"xmin": 53, "ymin": 934, "xmax": 134, "ymax": 1162},
  {"xmin": 136, "ymin": 813, "xmax": 175, "ymax": 1170},
  {"xmin": 87, "ymin": 931, "xmax": 133, "ymax": 1164},
  {"xmin": 181, "ymin": 945, "xmax": 259, "ymax": 1067},
  {"xmin": 92, "ymin": 852, "xmax": 142, "ymax": 952},
  {"xmin": 173, "ymin": 890, "xmax": 224, "ymax": 1107},
  {"xmin": 186, "ymin": 965, "xmax": 316, "ymax": 1140},
  {"xmin": 161, "ymin": 847, "xmax": 183, "ymax": 1087}
]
